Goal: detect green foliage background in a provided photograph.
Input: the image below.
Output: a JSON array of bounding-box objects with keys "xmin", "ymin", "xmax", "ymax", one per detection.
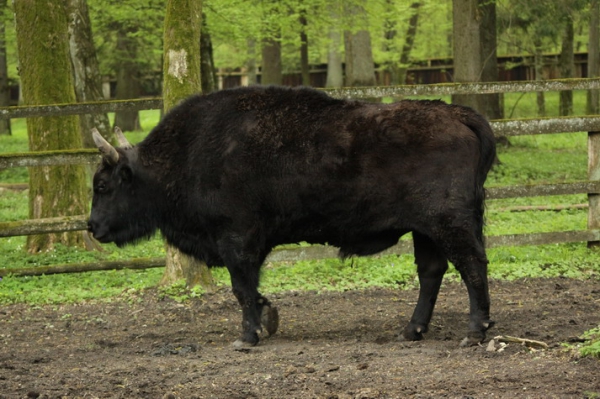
[{"xmin": 0, "ymin": 0, "xmax": 596, "ymax": 83}]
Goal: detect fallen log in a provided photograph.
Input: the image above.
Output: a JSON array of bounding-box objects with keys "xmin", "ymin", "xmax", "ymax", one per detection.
[{"xmin": 496, "ymin": 204, "xmax": 588, "ymax": 213}]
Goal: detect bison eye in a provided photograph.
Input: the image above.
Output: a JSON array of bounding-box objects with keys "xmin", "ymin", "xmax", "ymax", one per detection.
[{"xmin": 96, "ymin": 182, "xmax": 107, "ymax": 193}]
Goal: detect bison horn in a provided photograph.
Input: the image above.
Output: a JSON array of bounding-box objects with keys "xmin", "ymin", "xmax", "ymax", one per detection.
[
  {"xmin": 113, "ymin": 126, "xmax": 132, "ymax": 148},
  {"xmin": 92, "ymin": 128, "xmax": 119, "ymax": 165}
]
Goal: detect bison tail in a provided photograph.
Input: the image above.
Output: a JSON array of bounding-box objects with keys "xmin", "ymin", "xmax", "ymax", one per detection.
[{"xmin": 464, "ymin": 110, "xmax": 497, "ymax": 246}]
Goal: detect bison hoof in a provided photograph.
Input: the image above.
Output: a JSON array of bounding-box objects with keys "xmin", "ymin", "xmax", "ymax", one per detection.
[
  {"xmin": 459, "ymin": 331, "xmax": 486, "ymax": 347},
  {"xmin": 232, "ymin": 338, "xmax": 257, "ymax": 349},
  {"xmin": 261, "ymin": 305, "xmax": 279, "ymax": 337},
  {"xmin": 400, "ymin": 324, "xmax": 426, "ymax": 341},
  {"xmin": 460, "ymin": 319, "xmax": 495, "ymax": 347}
]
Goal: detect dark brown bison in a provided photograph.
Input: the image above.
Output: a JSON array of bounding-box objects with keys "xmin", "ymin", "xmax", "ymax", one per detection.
[{"xmin": 88, "ymin": 85, "xmax": 497, "ymax": 347}]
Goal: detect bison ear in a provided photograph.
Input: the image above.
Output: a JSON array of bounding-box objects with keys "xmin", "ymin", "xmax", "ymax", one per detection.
[
  {"xmin": 92, "ymin": 128, "xmax": 119, "ymax": 165},
  {"xmin": 118, "ymin": 164, "xmax": 133, "ymax": 183}
]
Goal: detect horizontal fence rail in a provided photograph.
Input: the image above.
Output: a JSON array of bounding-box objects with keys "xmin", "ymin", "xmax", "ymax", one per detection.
[
  {"xmin": 1, "ymin": 78, "xmax": 599, "ymax": 119},
  {"xmin": 487, "ymin": 181, "xmax": 600, "ymax": 199},
  {"xmin": 491, "ymin": 116, "xmax": 600, "ymax": 137},
  {"xmin": 323, "ymin": 78, "xmax": 600, "ymax": 99},
  {"xmin": 2, "ymin": 116, "xmax": 600, "ymax": 169},
  {"xmin": 0, "ymin": 215, "xmax": 88, "ymax": 237},
  {"xmin": 0, "ymin": 149, "xmax": 100, "ymax": 169},
  {"xmin": 0, "ymin": 98, "xmax": 162, "ymax": 120}
]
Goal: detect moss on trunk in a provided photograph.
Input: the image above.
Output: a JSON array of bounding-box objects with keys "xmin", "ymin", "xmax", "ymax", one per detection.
[
  {"xmin": 162, "ymin": 0, "xmax": 202, "ymax": 110},
  {"xmin": 161, "ymin": 0, "xmax": 213, "ymax": 288},
  {"xmin": 14, "ymin": 0, "xmax": 88, "ymax": 253}
]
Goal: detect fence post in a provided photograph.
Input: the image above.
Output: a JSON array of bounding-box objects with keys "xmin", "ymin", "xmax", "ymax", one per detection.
[{"xmin": 589, "ymin": 131, "xmax": 600, "ymax": 248}]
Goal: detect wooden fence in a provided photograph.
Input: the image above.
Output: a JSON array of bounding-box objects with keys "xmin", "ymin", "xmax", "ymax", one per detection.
[{"xmin": 1, "ymin": 78, "xmax": 599, "ymax": 277}]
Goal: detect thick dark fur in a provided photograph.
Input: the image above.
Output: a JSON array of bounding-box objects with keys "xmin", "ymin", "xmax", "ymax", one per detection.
[{"xmin": 88, "ymin": 85, "xmax": 497, "ymax": 346}]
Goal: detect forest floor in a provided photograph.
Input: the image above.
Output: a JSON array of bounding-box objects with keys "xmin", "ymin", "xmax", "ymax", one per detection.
[{"xmin": 1, "ymin": 277, "xmax": 600, "ymax": 398}]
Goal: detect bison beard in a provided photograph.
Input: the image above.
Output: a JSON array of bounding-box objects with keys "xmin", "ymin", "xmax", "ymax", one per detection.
[{"xmin": 87, "ymin": 85, "xmax": 497, "ymax": 347}]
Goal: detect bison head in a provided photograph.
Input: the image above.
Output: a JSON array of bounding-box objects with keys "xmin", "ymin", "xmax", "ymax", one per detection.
[{"xmin": 87, "ymin": 128, "xmax": 159, "ymax": 247}]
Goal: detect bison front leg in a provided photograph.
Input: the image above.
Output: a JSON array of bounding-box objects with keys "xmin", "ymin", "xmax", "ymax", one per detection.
[
  {"xmin": 402, "ymin": 232, "xmax": 448, "ymax": 341},
  {"xmin": 228, "ymin": 266, "xmax": 279, "ymax": 347},
  {"xmin": 219, "ymin": 233, "xmax": 278, "ymax": 347}
]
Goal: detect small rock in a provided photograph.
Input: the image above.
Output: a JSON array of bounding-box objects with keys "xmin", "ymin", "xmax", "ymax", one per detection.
[
  {"xmin": 486, "ymin": 339, "xmax": 496, "ymax": 352},
  {"xmin": 304, "ymin": 366, "xmax": 316, "ymax": 373},
  {"xmin": 284, "ymin": 365, "xmax": 297, "ymax": 377}
]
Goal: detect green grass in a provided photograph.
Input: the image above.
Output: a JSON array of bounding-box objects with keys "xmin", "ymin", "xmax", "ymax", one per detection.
[
  {"xmin": 0, "ymin": 189, "xmax": 28, "ymax": 222},
  {"xmin": 580, "ymin": 326, "xmax": 600, "ymax": 359},
  {"xmin": 1, "ymin": 91, "xmax": 600, "ymax": 357}
]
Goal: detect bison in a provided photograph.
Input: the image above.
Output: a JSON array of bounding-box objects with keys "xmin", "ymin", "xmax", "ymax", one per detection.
[{"xmin": 88, "ymin": 85, "xmax": 497, "ymax": 347}]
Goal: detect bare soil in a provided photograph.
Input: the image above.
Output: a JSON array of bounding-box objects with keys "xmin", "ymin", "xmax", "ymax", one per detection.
[{"xmin": 1, "ymin": 277, "xmax": 599, "ymax": 399}]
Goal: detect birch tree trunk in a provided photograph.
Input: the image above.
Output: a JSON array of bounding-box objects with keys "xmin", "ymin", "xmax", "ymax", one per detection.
[
  {"xmin": 14, "ymin": 0, "xmax": 88, "ymax": 253},
  {"xmin": 66, "ymin": 0, "xmax": 113, "ymax": 147},
  {"xmin": 160, "ymin": 0, "xmax": 213, "ymax": 288}
]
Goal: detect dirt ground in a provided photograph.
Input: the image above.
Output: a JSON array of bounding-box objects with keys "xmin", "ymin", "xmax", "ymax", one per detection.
[{"xmin": 1, "ymin": 277, "xmax": 599, "ymax": 399}]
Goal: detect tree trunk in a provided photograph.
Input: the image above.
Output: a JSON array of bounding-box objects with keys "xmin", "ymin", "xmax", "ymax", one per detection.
[
  {"xmin": 161, "ymin": 0, "xmax": 213, "ymax": 289},
  {"xmin": 114, "ymin": 27, "xmax": 142, "ymax": 131},
  {"xmin": 451, "ymin": 0, "xmax": 482, "ymax": 110},
  {"xmin": 325, "ymin": 9, "xmax": 343, "ymax": 88},
  {"xmin": 14, "ymin": 0, "xmax": 88, "ymax": 253},
  {"xmin": 247, "ymin": 38, "xmax": 258, "ymax": 86},
  {"xmin": 534, "ymin": 38, "xmax": 546, "ymax": 117},
  {"xmin": 559, "ymin": 17, "xmax": 574, "ymax": 116},
  {"xmin": 200, "ymin": 14, "xmax": 217, "ymax": 94},
  {"xmin": 66, "ymin": 0, "xmax": 113, "ymax": 147},
  {"xmin": 383, "ymin": 0, "xmax": 399, "ymax": 86},
  {"xmin": 261, "ymin": 36, "xmax": 282, "ymax": 85},
  {"xmin": 343, "ymin": 3, "xmax": 375, "ymax": 87},
  {"xmin": 588, "ymin": 0, "xmax": 599, "ymax": 115},
  {"xmin": 0, "ymin": 0, "xmax": 11, "ymax": 135},
  {"xmin": 397, "ymin": 1, "xmax": 422, "ymax": 85},
  {"xmin": 478, "ymin": 0, "xmax": 501, "ymax": 120},
  {"xmin": 299, "ymin": 14, "xmax": 310, "ymax": 86}
]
